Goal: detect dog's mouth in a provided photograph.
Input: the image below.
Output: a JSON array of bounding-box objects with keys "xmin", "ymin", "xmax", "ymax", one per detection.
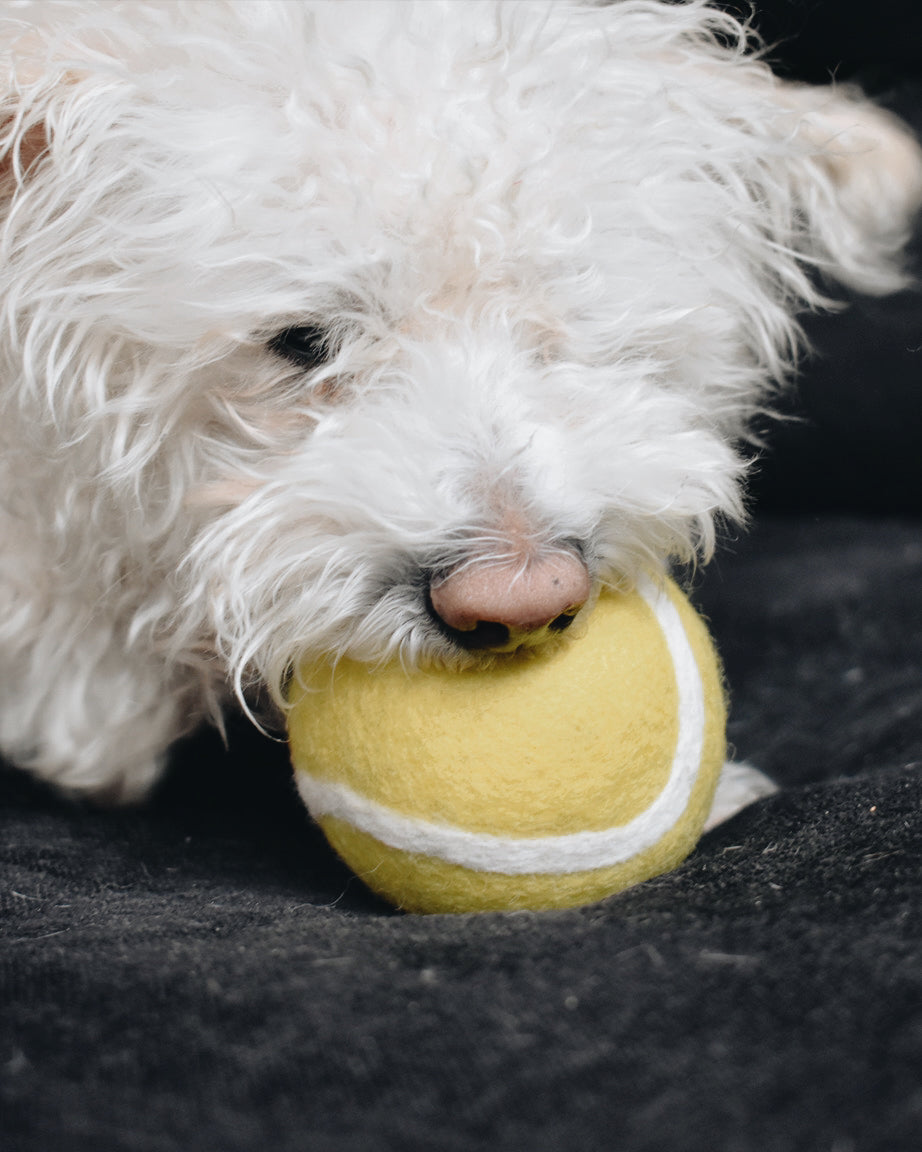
[{"xmin": 425, "ymin": 589, "xmax": 583, "ymax": 654}]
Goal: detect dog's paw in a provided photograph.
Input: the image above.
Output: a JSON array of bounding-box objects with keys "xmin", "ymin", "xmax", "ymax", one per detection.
[{"xmin": 8, "ymin": 734, "xmax": 171, "ymax": 806}]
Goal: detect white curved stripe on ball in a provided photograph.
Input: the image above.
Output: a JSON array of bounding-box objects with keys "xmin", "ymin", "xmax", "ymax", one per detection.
[{"xmin": 295, "ymin": 575, "xmax": 706, "ymax": 875}]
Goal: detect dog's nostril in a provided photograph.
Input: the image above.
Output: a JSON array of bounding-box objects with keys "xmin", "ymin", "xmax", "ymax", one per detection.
[
  {"xmin": 548, "ymin": 611, "xmax": 577, "ymax": 633},
  {"xmin": 443, "ymin": 620, "xmax": 512, "ymax": 651}
]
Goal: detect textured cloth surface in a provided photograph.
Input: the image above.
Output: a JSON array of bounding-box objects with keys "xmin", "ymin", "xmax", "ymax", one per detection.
[
  {"xmin": 2, "ymin": 514, "xmax": 922, "ymax": 1152},
  {"xmin": 715, "ymin": 0, "xmax": 922, "ymax": 85}
]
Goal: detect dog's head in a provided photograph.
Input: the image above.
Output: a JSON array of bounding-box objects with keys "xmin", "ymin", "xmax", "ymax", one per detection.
[{"xmin": 2, "ymin": 0, "xmax": 919, "ymax": 703}]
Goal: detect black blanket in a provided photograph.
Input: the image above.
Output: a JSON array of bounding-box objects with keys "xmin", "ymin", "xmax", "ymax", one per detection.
[
  {"xmin": 3, "ymin": 6, "xmax": 922, "ymax": 1151},
  {"xmin": 4, "ymin": 512, "xmax": 921, "ymax": 1152}
]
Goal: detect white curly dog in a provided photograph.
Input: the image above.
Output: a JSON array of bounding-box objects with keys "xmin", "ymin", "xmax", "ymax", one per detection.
[{"xmin": 0, "ymin": 1, "xmax": 919, "ymax": 812}]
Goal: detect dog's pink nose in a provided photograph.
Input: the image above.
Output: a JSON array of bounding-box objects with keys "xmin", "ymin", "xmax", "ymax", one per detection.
[{"xmin": 429, "ymin": 552, "xmax": 591, "ymax": 651}]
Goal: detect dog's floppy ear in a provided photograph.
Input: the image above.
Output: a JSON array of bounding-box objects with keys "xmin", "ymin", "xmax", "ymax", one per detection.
[
  {"xmin": 0, "ymin": 114, "xmax": 47, "ymax": 189},
  {"xmin": 770, "ymin": 79, "xmax": 922, "ymax": 294},
  {"xmin": 649, "ymin": 11, "xmax": 922, "ymax": 298},
  {"xmin": 0, "ymin": 30, "xmax": 60, "ymax": 192},
  {"xmin": 0, "ymin": 19, "xmax": 108, "ymax": 193}
]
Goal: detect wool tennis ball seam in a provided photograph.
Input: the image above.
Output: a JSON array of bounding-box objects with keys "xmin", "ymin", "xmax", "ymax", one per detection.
[{"xmin": 288, "ymin": 575, "xmax": 726, "ymax": 914}]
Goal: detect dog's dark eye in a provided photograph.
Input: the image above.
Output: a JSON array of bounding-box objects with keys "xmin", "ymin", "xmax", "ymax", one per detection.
[{"xmin": 269, "ymin": 324, "xmax": 328, "ymax": 369}]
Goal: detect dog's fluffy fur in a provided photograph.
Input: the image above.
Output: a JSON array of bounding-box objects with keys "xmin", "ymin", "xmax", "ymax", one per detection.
[{"xmin": 0, "ymin": 0, "xmax": 920, "ymax": 803}]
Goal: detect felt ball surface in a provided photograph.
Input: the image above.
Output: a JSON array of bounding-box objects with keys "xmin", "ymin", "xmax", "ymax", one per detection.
[{"xmin": 288, "ymin": 576, "xmax": 726, "ymax": 914}]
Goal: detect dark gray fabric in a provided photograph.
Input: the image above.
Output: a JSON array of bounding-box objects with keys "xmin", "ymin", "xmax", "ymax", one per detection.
[
  {"xmin": 714, "ymin": 0, "xmax": 922, "ymax": 85},
  {"xmin": 3, "ymin": 514, "xmax": 922, "ymax": 1152}
]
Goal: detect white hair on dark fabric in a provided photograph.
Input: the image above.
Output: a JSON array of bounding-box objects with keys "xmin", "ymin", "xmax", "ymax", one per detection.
[{"xmin": 0, "ymin": 0, "xmax": 919, "ymax": 799}]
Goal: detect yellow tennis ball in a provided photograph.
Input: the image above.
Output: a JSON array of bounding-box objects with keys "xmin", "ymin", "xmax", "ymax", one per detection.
[{"xmin": 287, "ymin": 576, "xmax": 726, "ymax": 915}]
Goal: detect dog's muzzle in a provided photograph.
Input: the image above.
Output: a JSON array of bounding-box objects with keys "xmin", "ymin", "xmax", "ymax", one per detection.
[{"xmin": 428, "ymin": 550, "xmax": 591, "ymax": 653}]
